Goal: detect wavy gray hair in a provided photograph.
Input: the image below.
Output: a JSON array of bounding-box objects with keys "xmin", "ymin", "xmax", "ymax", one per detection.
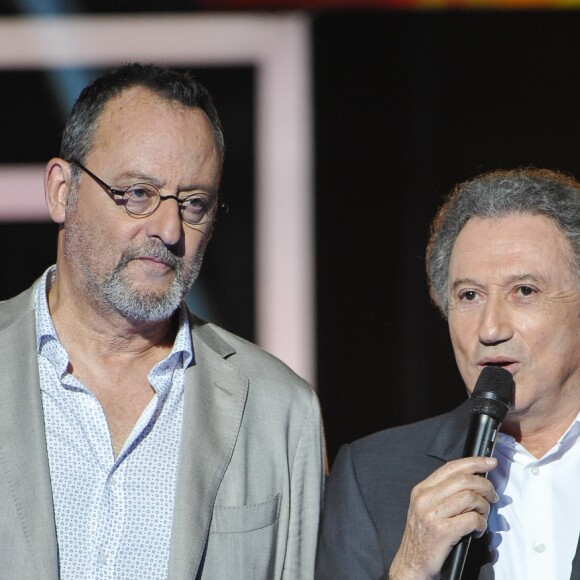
[{"xmin": 426, "ymin": 167, "xmax": 580, "ymax": 318}]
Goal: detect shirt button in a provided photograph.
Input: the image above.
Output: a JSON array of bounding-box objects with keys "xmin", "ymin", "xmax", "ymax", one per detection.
[
  {"xmin": 534, "ymin": 543, "xmax": 546, "ymax": 553},
  {"xmin": 530, "ymin": 466, "xmax": 540, "ymax": 476},
  {"xmin": 98, "ymin": 552, "xmax": 108, "ymax": 564}
]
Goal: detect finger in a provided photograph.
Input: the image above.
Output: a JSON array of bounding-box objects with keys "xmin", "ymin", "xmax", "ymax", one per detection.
[
  {"xmin": 417, "ymin": 457, "xmax": 497, "ymax": 501},
  {"xmin": 413, "ymin": 471, "xmax": 498, "ymax": 513},
  {"xmin": 425, "ymin": 456, "xmax": 498, "ymax": 488},
  {"xmin": 431, "ymin": 487, "xmax": 494, "ymax": 522},
  {"xmin": 445, "ymin": 509, "xmax": 491, "ymax": 542},
  {"xmin": 437, "ymin": 472, "xmax": 498, "ymax": 504}
]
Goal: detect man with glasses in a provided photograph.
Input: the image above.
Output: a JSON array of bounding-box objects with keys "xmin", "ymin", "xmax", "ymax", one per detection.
[{"xmin": 0, "ymin": 63, "xmax": 325, "ymax": 579}]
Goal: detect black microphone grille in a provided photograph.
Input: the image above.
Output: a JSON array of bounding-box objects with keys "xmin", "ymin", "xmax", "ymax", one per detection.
[{"xmin": 470, "ymin": 366, "xmax": 514, "ymax": 422}]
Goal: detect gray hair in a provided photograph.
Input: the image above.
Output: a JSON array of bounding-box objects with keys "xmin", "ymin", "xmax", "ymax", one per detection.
[
  {"xmin": 426, "ymin": 167, "xmax": 580, "ymax": 317},
  {"xmin": 60, "ymin": 63, "xmax": 225, "ymax": 197}
]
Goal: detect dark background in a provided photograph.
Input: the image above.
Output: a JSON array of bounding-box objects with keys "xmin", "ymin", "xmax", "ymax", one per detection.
[
  {"xmin": 2, "ymin": 5, "xmax": 580, "ymax": 464},
  {"xmin": 314, "ymin": 11, "xmax": 580, "ymax": 461}
]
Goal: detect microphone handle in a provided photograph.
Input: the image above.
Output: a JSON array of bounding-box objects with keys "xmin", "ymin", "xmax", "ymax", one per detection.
[
  {"xmin": 440, "ymin": 536, "xmax": 471, "ymax": 580},
  {"xmin": 463, "ymin": 413, "xmax": 500, "ymax": 458},
  {"xmin": 440, "ymin": 413, "xmax": 500, "ymax": 580}
]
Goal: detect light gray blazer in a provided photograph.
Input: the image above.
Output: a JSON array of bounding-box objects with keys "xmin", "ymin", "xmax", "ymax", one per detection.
[{"xmin": 0, "ymin": 282, "xmax": 325, "ymax": 579}]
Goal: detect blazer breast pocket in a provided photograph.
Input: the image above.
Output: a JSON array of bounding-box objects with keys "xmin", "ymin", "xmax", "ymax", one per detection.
[
  {"xmin": 203, "ymin": 493, "xmax": 282, "ymax": 579},
  {"xmin": 209, "ymin": 492, "xmax": 281, "ymax": 533}
]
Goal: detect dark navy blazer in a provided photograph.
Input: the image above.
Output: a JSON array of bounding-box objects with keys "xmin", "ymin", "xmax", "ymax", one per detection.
[{"xmin": 315, "ymin": 401, "xmax": 580, "ymax": 580}]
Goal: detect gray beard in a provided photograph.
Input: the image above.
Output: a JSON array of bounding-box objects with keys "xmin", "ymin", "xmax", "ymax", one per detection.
[
  {"xmin": 99, "ymin": 244, "xmax": 204, "ymax": 323},
  {"xmin": 63, "ymin": 199, "xmax": 206, "ymax": 324}
]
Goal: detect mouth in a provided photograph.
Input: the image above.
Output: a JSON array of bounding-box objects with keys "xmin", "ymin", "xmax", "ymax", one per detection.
[
  {"xmin": 136, "ymin": 256, "xmax": 172, "ymax": 267},
  {"xmin": 478, "ymin": 357, "xmax": 519, "ymax": 373},
  {"xmin": 130, "ymin": 256, "xmax": 177, "ymax": 276},
  {"xmin": 131, "ymin": 248, "xmax": 180, "ymax": 270}
]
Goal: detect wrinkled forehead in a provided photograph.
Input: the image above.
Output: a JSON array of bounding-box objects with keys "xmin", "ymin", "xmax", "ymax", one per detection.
[
  {"xmin": 88, "ymin": 90, "xmax": 220, "ymax": 173},
  {"xmin": 451, "ymin": 213, "xmax": 578, "ymax": 286},
  {"xmin": 92, "ymin": 87, "xmax": 219, "ymax": 151}
]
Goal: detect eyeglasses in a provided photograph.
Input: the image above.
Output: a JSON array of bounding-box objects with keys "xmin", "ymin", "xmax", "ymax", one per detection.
[{"xmin": 69, "ymin": 158, "xmax": 227, "ymax": 227}]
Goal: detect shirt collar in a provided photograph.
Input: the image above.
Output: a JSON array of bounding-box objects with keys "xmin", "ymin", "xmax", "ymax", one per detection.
[
  {"xmin": 35, "ymin": 265, "xmax": 59, "ymax": 350},
  {"xmin": 35, "ymin": 264, "xmax": 194, "ymax": 377},
  {"xmin": 496, "ymin": 411, "xmax": 580, "ymax": 462}
]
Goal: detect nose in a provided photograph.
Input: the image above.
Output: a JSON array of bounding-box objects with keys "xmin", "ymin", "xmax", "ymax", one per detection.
[
  {"xmin": 145, "ymin": 195, "xmax": 183, "ymax": 247},
  {"xmin": 478, "ymin": 293, "xmax": 514, "ymax": 346}
]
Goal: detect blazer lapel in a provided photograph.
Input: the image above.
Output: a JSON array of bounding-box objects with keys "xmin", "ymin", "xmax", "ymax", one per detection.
[
  {"xmin": 168, "ymin": 320, "xmax": 248, "ymax": 580},
  {"xmin": 571, "ymin": 532, "xmax": 580, "ymax": 580},
  {"xmin": 0, "ymin": 291, "xmax": 58, "ymax": 578},
  {"xmin": 427, "ymin": 400, "xmax": 471, "ymax": 463}
]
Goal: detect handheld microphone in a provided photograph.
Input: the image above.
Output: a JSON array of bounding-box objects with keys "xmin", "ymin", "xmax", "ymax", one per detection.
[{"xmin": 440, "ymin": 365, "xmax": 514, "ymax": 580}]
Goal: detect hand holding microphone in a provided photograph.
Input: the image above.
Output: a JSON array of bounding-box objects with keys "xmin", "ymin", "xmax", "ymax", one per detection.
[
  {"xmin": 441, "ymin": 365, "xmax": 514, "ymax": 580},
  {"xmin": 389, "ymin": 366, "xmax": 513, "ymax": 580}
]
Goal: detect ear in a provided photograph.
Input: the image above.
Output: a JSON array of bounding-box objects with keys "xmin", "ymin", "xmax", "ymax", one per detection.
[{"xmin": 44, "ymin": 158, "xmax": 72, "ymax": 224}]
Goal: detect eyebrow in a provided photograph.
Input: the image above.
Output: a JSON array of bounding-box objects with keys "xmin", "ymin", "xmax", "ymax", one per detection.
[
  {"xmin": 451, "ymin": 273, "xmax": 545, "ymax": 292},
  {"xmin": 116, "ymin": 171, "xmax": 218, "ymax": 195}
]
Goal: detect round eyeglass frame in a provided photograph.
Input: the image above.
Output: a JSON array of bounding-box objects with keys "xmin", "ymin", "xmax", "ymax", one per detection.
[{"xmin": 69, "ymin": 158, "xmax": 228, "ymax": 226}]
